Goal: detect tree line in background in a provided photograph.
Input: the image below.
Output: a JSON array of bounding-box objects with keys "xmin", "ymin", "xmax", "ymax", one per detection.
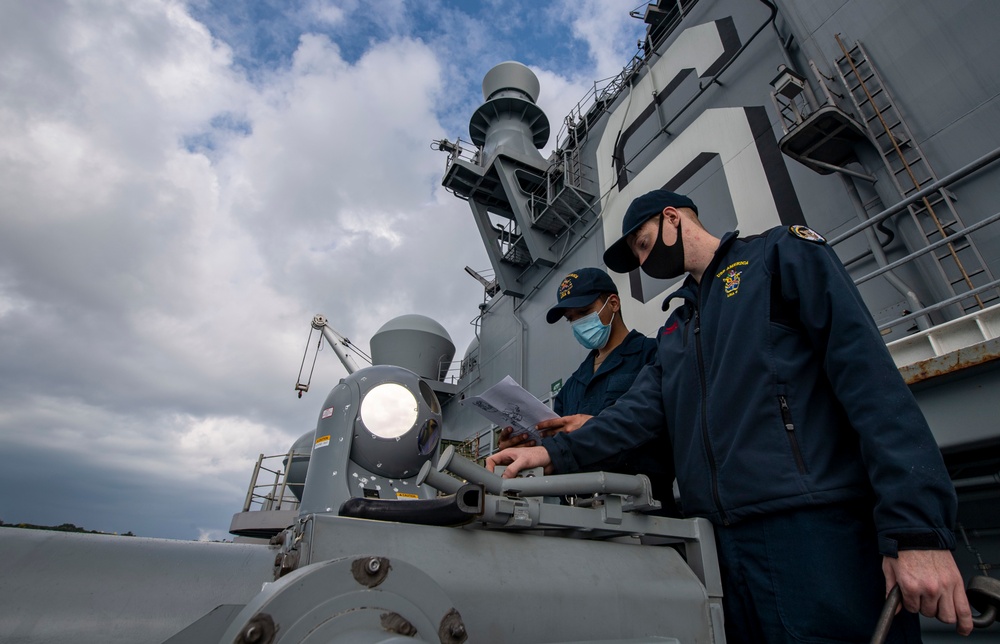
[{"xmin": 0, "ymin": 518, "xmax": 135, "ymax": 536}]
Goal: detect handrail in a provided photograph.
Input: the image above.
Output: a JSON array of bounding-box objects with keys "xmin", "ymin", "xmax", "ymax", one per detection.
[
  {"xmin": 240, "ymin": 450, "xmax": 308, "ymax": 513},
  {"xmin": 828, "ymin": 145, "xmax": 1000, "ymax": 246},
  {"xmin": 826, "ymin": 145, "xmax": 1000, "ymax": 331},
  {"xmin": 856, "ymin": 210, "xmax": 1000, "ymax": 285},
  {"xmin": 878, "ymin": 279, "xmax": 1000, "ymax": 332},
  {"xmin": 552, "ymin": 0, "xmax": 708, "ymax": 154}
]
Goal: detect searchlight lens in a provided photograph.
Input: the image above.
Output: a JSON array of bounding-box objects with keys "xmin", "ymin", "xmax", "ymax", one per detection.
[{"xmin": 359, "ymin": 383, "xmax": 418, "ymax": 439}]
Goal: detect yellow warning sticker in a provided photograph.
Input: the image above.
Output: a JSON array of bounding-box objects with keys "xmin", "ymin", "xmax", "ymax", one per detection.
[
  {"xmin": 314, "ymin": 435, "xmax": 331, "ymax": 449},
  {"xmin": 396, "ymin": 492, "xmax": 419, "ymax": 499}
]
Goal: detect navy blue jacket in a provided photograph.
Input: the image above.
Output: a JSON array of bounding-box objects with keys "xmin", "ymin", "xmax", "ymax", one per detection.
[
  {"xmin": 545, "ymin": 227, "xmax": 957, "ymax": 556},
  {"xmin": 555, "ymin": 329, "xmax": 675, "ymax": 508},
  {"xmin": 553, "ymin": 329, "xmax": 656, "ymax": 417}
]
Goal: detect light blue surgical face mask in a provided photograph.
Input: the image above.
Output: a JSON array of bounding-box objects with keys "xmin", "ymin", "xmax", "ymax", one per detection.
[{"xmin": 571, "ymin": 299, "xmax": 615, "ymax": 350}]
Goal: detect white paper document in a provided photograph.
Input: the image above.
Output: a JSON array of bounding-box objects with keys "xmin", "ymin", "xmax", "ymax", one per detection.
[{"xmin": 462, "ymin": 375, "xmax": 559, "ymax": 443}]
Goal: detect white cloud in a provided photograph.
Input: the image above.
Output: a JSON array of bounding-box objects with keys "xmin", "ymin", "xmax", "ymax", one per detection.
[
  {"xmin": 0, "ymin": 3, "xmax": 283, "ymax": 532},
  {"xmin": 197, "ymin": 527, "xmax": 230, "ymax": 542},
  {"xmin": 526, "ymin": 1, "xmax": 648, "ymax": 156},
  {"xmin": 306, "ymin": 0, "xmax": 351, "ymax": 28},
  {"xmin": 531, "ymin": 68, "xmax": 594, "ymax": 156},
  {"xmin": 0, "ymin": 0, "xmax": 489, "ymax": 538},
  {"xmin": 555, "ymin": 0, "xmax": 646, "ymax": 80},
  {"xmin": 177, "ymin": 414, "xmax": 287, "ymax": 476},
  {"xmin": 0, "ymin": 0, "xmax": 642, "ymax": 539}
]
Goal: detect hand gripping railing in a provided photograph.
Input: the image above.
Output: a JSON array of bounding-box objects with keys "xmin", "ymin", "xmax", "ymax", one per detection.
[{"xmin": 871, "ymin": 577, "xmax": 999, "ymax": 643}]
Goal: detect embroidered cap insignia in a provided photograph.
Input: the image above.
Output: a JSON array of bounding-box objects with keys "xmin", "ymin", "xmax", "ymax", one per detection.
[{"xmin": 559, "ymin": 276, "xmax": 576, "ymax": 300}]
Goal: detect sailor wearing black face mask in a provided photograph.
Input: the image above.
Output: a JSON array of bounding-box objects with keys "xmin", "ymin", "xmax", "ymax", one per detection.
[
  {"xmin": 602, "ymin": 190, "xmax": 703, "ymax": 282},
  {"xmin": 489, "ymin": 189, "xmax": 969, "ymax": 642},
  {"xmin": 496, "ymin": 266, "xmax": 677, "ymax": 514}
]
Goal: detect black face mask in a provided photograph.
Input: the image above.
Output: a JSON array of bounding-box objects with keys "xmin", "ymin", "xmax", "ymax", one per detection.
[{"xmin": 640, "ymin": 215, "xmax": 685, "ymax": 279}]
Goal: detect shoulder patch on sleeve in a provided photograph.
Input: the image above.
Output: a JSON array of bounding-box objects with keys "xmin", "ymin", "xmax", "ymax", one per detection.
[{"xmin": 788, "ymin": 225, "xmax": 827, "ymax": 244}]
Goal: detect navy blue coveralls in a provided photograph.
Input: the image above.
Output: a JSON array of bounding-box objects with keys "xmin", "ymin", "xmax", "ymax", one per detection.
[
  {"xmin": 544, "ymin": 227, "xmax": 958, "ymax": 643},
  {"xmin": 553, "ymin": 329, "xmax": 675, "ymax": 512}
]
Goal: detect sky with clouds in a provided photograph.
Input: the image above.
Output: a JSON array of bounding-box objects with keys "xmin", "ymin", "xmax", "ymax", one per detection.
[{"xmin": 0, "ymin": 0, "xmax": 649, "ymax": 540}]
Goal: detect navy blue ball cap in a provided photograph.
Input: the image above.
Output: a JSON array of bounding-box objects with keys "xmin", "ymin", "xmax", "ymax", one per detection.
[
  {"xmin": 603, "ymin": 190, "xmax": 698, "ymax": 273},
  {"xmin": 545, "ymin": 267, "xmax": 618, "ymax": 324}
]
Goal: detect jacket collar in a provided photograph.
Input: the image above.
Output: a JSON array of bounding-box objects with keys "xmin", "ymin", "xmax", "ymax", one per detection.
[
  {"xmin": 585, "ymin": 329, "xmax": 645, "ymax": 375},
  {"xmin": 615, "ymin": 329, "xmax": 648, "ymax": 356}
]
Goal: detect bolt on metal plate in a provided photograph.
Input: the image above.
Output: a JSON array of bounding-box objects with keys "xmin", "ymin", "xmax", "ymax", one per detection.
[
  {"xmin": 351, "ymin": 556, "xmax": 390, "ymax": 587},
  {"xmin": 438, "ymin": 608, "xmax": 468, "ymax": 644},
  {"xmin": 381, "ymin": 612, "xmax": 418, "ymax": 636},
  {"xmin": 237, "ymin": 613, "xmax": 276, "ymax": 644}
]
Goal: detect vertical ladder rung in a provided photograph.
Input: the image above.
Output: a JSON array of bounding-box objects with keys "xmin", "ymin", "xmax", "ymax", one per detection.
[
  {"xmin": 890, "ymin": 155, "xmax": 923, "ymax": 172},
  {"xmin": 949, "ymin": 269, "xmax": 984, "ymax": 286},
  {"xmin": 857, "ymin": 86, "xmax": 885, "ymax": 104},
  {"xmin": 878, "ymin": 132, "xmax": 911, "ymax": 149},
  {"xmin": 878, "ymin": 130, "xmax": 910, "ymax": 146},
  {"xmin": 898, "ymin": 175, "xmax": 933, "ymax": 189},
  {"xmin": 927, "ymin": 224, "xmax": 954, "ymax": 239},
  {"xmin": 868, "ymin": 112, "xmax": 896, "ymax": 126}
]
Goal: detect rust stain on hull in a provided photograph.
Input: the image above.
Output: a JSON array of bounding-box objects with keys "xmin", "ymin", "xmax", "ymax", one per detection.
[{"xmin": 900, "ymin": 338, "xmax": 1000, "ymax": 385}]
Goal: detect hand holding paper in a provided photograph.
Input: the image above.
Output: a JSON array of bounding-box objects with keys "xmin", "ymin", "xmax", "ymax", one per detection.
[{"xmin": 462, "ymin": 375, "xmax": 558, "ymax": 444}]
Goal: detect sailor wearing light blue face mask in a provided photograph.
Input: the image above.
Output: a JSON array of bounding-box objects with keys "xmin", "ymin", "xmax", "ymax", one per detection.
[
  {"xmin": 496, "ymin": 266, "xmax": 677, "ymax": 514},
  {"xmin": 542, "ymin": 267, "xmax": 650, "ymax": 418}
]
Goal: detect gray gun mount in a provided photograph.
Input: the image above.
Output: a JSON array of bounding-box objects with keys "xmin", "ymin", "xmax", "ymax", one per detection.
[{"xmin": 245, "ymin": 441, "xmax": 725, "ymax": 644}]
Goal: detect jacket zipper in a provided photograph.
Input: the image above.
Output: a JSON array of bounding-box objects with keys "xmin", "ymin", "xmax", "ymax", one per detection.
[
  {"xmin": 693, "ymin": 307, "xmax": 728, "ymax": 524},
  {"xmin": 778, "ymin": 394, "xmax": 807, "ymax": 474}
]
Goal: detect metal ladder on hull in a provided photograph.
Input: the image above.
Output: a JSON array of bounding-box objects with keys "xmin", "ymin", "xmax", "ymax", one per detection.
[{"xmin": 834, "ymin": 35, "xmax": 998, "ymax": 314}]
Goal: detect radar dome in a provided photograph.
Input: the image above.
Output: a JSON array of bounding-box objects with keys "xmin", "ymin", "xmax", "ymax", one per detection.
[
  {"xmin": 282, "ymin": 430, "xmax": 313, "ymax": 502},
  {"xmin": 370, "ymin": 314, "xmax": 456, "ymax": 382},
  {"xmin": 460, "ymin": 336, "xmax": 480, "ymax": 379},
  {"xmin": 482, "ymin": 61, "xmax": 540, "ymax": 103}
]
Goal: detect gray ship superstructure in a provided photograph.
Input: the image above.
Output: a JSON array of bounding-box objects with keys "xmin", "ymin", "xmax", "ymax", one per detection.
[
  {"xmin": 2, "ymin": 1, "xmax": 1000, "ymax": 642},
  {"xmin": 439, "ymin": 3, "xmax": 1000, "ymax": 606}
]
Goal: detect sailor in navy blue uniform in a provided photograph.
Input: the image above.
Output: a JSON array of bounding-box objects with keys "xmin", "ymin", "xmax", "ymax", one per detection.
[
  {"xmin": 497, "ymin": 267, "xmax": 675, "ymax": 512},
  {"xmin": 488, "ymin": 191, "xmax": 972, "ymax": 641}
]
